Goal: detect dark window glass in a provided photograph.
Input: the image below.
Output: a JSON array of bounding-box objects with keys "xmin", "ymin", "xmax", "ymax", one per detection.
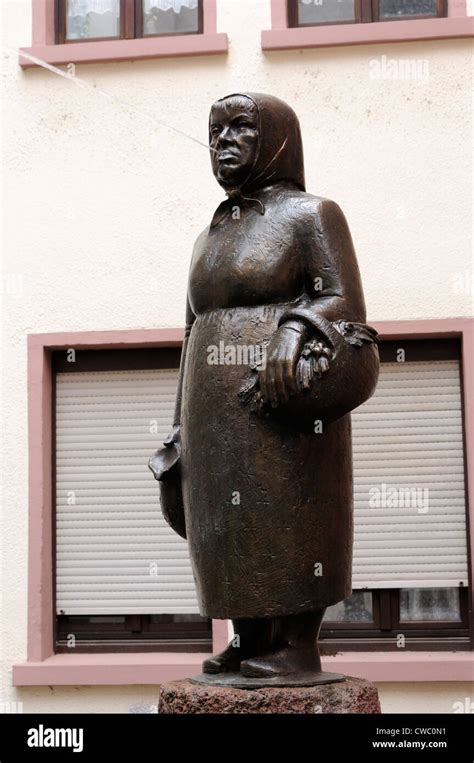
[
  {"xmin": 400, "ymin": 588, "xmax": 461, "ymax": 622},
  {"xmin": 289, "ymin": 0, "xmax": 446, "ymax": 27},
  {"xmin": 74, "ymin": 616, "xmax": 126, "ymax": 624},
  {"xmin": 379, "ymin": 0, "xmax": 437, "ymax": 17},
  {"xmin": 149, "ymin": 614, "xmax": 205, "ymax": 623},
  {"xmin": 297, "ymin": 0, "xmax": 356, "ymax": 25},
  {"xmin": 324, "ymin": 591, "xmax": 374, "ymax": 622}
]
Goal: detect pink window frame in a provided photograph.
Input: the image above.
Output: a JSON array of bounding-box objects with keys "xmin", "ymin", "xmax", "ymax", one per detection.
[
  {"xmin": 19, "ymin": 0, "xmax": 227, "ymax": 67},
  {"xmin": 262, "ymin": 0, "xmax": 473, "ymax": 51},
  {"xmin": 13, "ymin": 318, "xmax": 474, "ymax": 686}
]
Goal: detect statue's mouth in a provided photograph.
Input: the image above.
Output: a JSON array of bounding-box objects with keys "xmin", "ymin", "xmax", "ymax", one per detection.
[{"xmin": 217, "ymin": 150, "xmax": 240, "ymax": 163}]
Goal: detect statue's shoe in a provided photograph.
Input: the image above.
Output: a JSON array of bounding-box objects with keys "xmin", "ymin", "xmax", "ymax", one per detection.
[
  {"xmin": 202, "ymin": 642, "xmax": 243, "ymax": 674},
  {"xmin": 240, "ymin": 646, "xmax": 321, "ymax": 678}
]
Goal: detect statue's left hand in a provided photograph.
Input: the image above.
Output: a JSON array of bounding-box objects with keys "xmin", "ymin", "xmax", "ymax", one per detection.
[{"xmin": 258, "ymin": 325, "xmax": 306, "ymax": 408}]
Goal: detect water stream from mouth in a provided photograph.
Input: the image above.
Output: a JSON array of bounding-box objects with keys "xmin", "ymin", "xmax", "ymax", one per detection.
[{"xmin": 7, "ymin": 46, "xmax": 216, "ymax": 153}]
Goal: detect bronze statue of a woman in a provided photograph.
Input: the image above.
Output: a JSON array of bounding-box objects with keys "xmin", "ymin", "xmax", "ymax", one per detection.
[{"xmin": 150, "ymin": 93, "xmax": 379, "ymax": 687}]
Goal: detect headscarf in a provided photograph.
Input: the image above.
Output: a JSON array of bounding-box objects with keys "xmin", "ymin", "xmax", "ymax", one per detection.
[{"xmin": 209, "ymin": 92, "xmax": 305, "ymax": 227}]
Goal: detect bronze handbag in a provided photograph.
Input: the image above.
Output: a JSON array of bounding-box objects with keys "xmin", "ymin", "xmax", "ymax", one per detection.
[{"xmin": 148, "ymin": 442, "xmax": 186, "ymax": 539}]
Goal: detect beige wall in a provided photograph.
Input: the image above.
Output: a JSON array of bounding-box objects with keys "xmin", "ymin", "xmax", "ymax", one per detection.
[
  {"xmin": 1, "ymin": 0, "xmax": 473, "ymax": 713},
  {"xmin": 377, "ymin": 683, "xmax": 474, "ymax": 714},
  {"xmin": 2, "ymin": 682, "xmax": 473, "ymax": 715}
]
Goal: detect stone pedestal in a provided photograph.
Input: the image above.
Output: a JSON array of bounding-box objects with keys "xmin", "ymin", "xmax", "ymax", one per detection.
[{"xmin": 158, "ymin": 677, "xmax": 381, "ymax": 714}]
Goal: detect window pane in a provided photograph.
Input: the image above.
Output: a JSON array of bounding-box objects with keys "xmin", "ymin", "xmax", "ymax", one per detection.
[
  {"xmin": 143, "ymin": 0, "xmax": 200, "ymax": 35},
  {"xmin": 66, "ymin": 0, "xmax": 121, "ymax": 40},
  {"xmin": 379, "ymin": 0, "xmax": 437, "ymax": 17},
  {"xmin": 400, "ymin": 588, "xmax": 461, "ymax": 622},
  {"xmin": 324, "ymin": 592, "xmax": 373, "ymax": 622},
  {"xmin": 297, "ymin": 0, "xmax": 355, "ymax": 25},
  {"xmin": 63, "ymin": 615, "xmax": 126, "ymax": 623},
  {"xmin": 149, "ymin": 614, "xmax": 207, "ymax": 623}
]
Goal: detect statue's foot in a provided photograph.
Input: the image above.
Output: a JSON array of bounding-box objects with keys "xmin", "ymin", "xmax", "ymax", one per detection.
[
  {"xmin": 203, "ymin": 617, "xmax": 280, "ymax": 675},
  {"xmin": 240, "ymin": 646, "xmax": 321, "ymax": 678},
  {"xmin": 202, "ymin": 642, "xmax": 242, "ymax": 674}
]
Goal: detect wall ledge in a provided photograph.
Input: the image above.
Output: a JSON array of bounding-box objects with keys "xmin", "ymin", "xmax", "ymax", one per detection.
[
  {"xmin": 12, "ymin": 651, "xmax": 474, "ymax": 686},
  {"xmin": 262, "ymin": 17, "xmax": 473, "ymax": 51},
  {"xmin": 13, "ymin": 652, "xmax": 206, "ymax": 686},
  {"xmin": 19, "ymin": 33, "xmax": 228, "ymax": 68},
  {"xmin": 324, "ymin": 651, "xmax": 474, "ymax": 684}
]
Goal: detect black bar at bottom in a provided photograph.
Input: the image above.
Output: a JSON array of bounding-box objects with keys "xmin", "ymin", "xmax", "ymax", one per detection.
[{"xmin": 0, "ymin": 712, "xmax": 473, "ymax": 761}]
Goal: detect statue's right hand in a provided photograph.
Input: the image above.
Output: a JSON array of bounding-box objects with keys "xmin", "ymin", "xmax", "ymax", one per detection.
[{"xmin": 259, "ymin": 325, "xmax": 305, "ymax": 408}]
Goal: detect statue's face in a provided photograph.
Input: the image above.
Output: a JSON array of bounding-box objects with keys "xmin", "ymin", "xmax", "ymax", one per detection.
[{"xmin": 209, "ymin": 96, "xmax": 259, "ymax": 189}]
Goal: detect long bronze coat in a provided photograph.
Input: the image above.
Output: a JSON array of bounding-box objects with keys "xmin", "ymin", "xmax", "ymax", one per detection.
[{"xmin": 175, "ymin": 94, "xmax": 371, "ymax": 619}]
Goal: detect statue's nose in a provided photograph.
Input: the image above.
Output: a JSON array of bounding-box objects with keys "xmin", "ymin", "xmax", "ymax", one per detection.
[{"xmin": 217, "ymin": 126, "xmax": 233, "ymax": 145}]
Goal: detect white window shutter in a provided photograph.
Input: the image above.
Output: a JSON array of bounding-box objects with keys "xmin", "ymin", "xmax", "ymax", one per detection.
[
  {"xmin": 55, "ymin": 369, "xmax": 200, "ymax": 615},
  {"xmin": 352, "ymin": 360, "xmax": 468, "ymax": 589}
]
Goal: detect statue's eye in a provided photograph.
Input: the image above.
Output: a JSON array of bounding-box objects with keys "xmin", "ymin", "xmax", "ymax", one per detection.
[{"xmin": 210, "ymin": 125, "xmax": 221, "ymax": 137}]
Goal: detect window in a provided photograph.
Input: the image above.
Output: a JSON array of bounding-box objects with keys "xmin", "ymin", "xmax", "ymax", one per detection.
[
  {"xmin": 53, "ymin": 337, "xmax": 469, "ymax": 654},
  {"xmin": 321, "ymin": 588, "xmax": 469, "ymax": 652},
  {"xmin": 56, "ymin": 614, "xmax": 212, "ymax": 653},
  {"xmin": 20, "ymin": 0, "xmax": 227, "ymax": 68},
  {"xmin": 288, "ymin": 0, "xmax": 448, "ymax": 27},
  {"xmin": 56, "ymin": 0, "xmax": 203, "ymax": 43},
  {"xmin": 53, "ymin": 347, "xmax": 212, "ymax": 653},
  {"xmin": 320, "ymin": 338, "xmax": 470, "ymax": 652},
  {"xmin": 15, "ymin": 322, "xmax": 472, "ymax": 685}
]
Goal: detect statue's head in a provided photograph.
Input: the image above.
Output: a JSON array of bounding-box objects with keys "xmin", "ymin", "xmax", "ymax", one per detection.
[
  {"xmin": 209, "ymin": 95, "xmax": 258, "ymax": 191},
  {"xmin": 209, "ymin": 92, "xmax": 306, "ymax": 195}
]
